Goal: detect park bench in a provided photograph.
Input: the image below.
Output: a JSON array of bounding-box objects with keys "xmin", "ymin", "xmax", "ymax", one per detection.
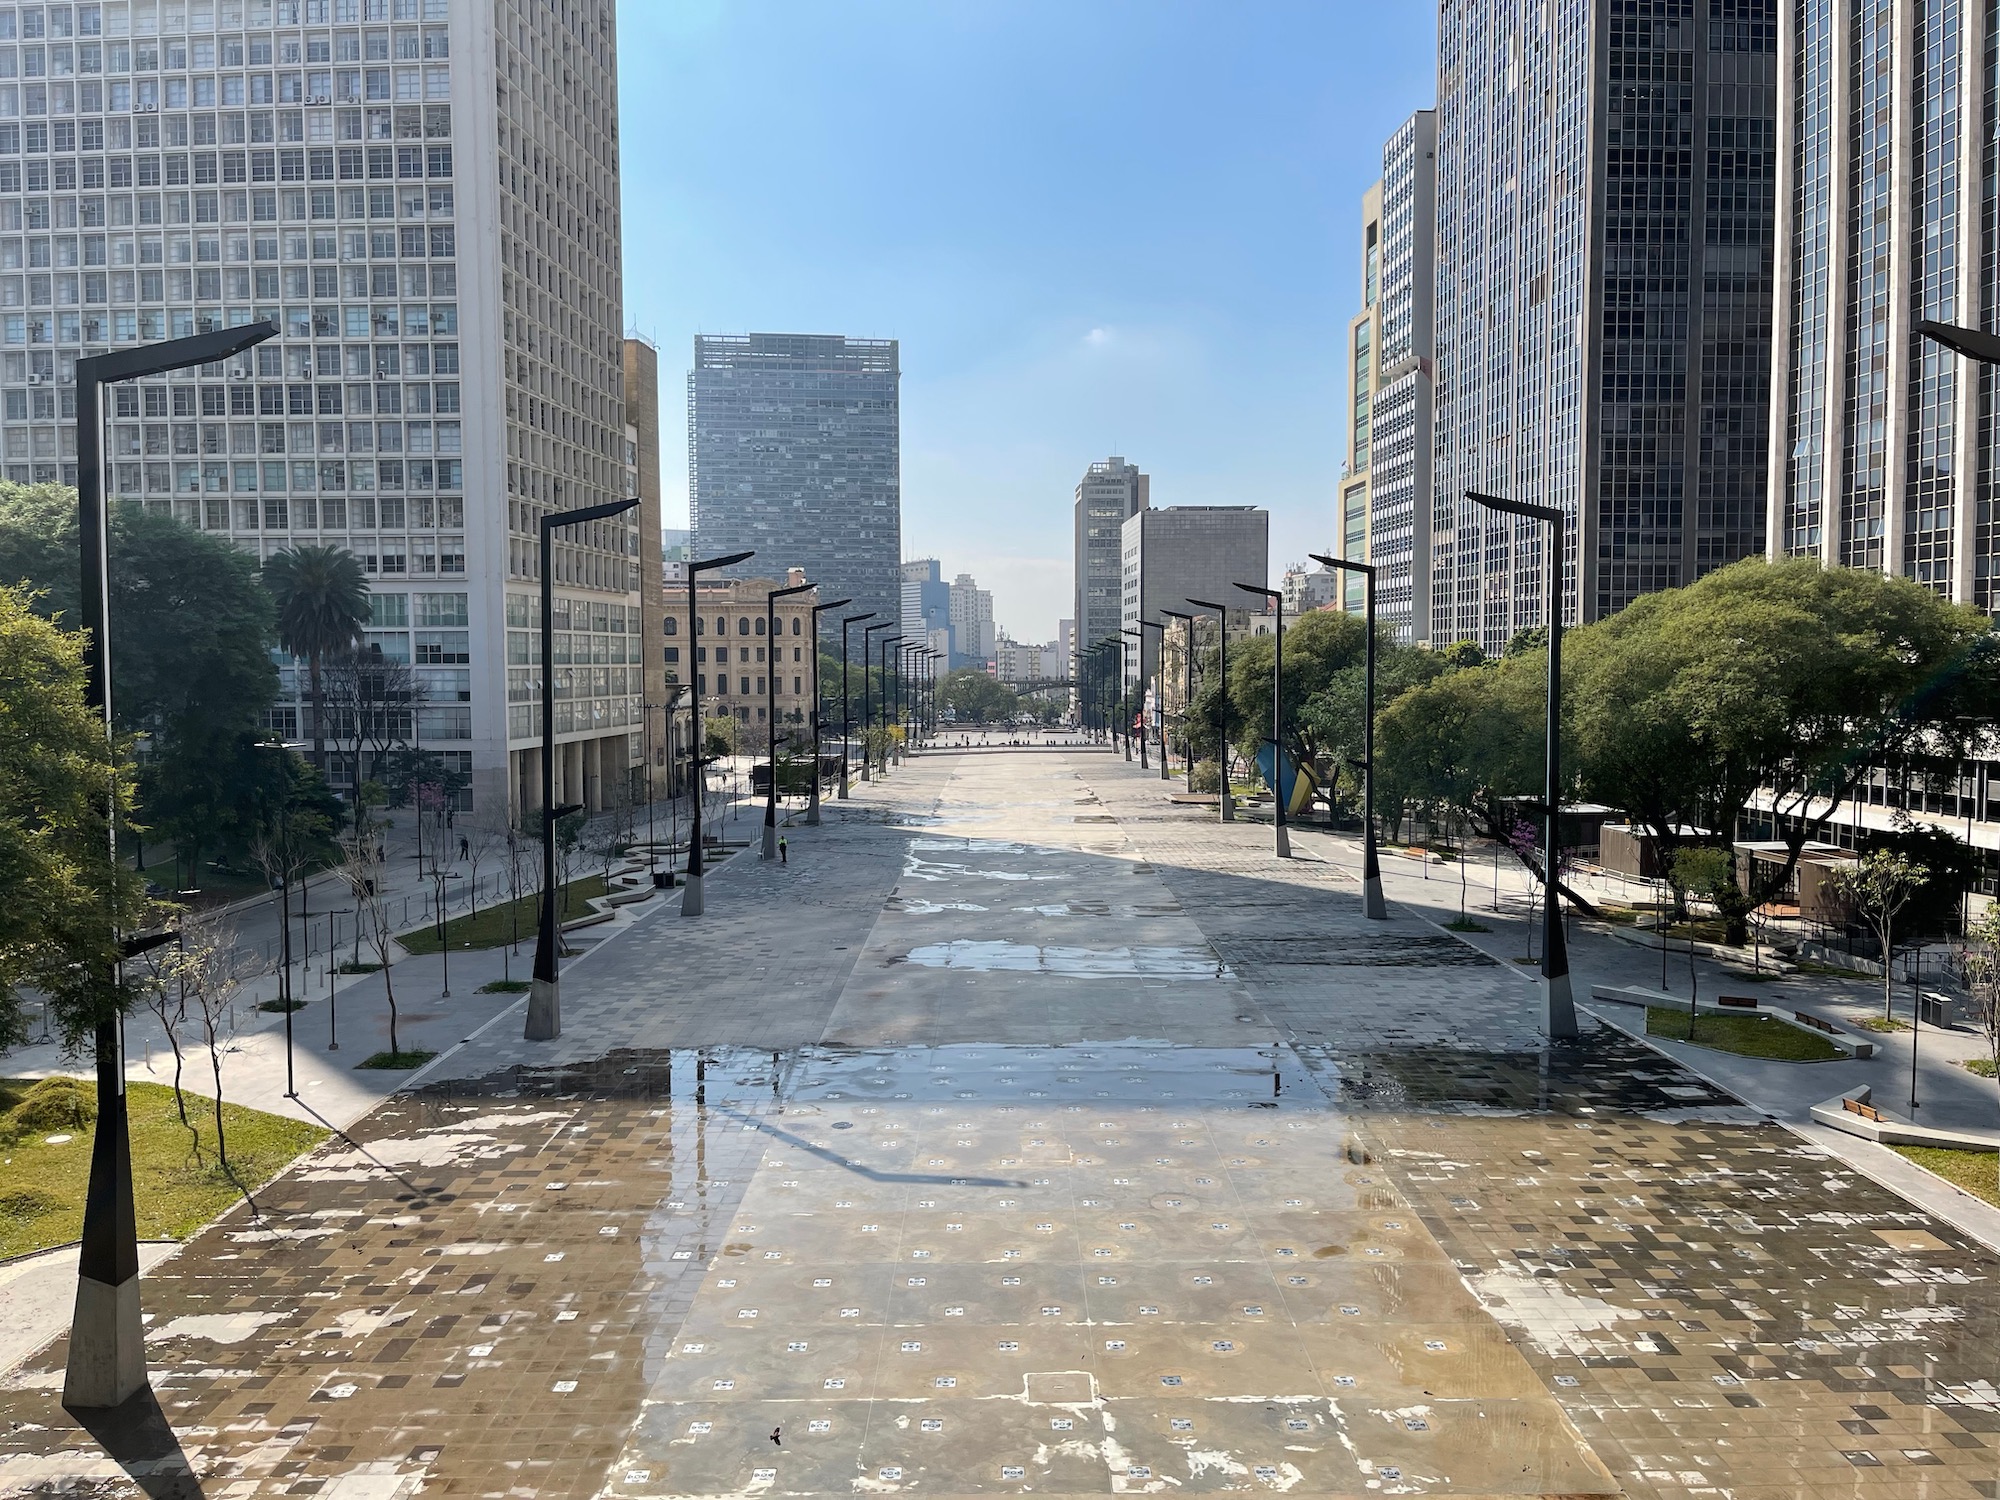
[
  {"xmin": 1842, "ymin": 1096, "xmax": 1883, "ymax": 1123},
  {"xmin": 1718, "ymin": 994, "xmax": 1759, "ymax": 1009},
  {"xmin": 1793, "ymin": 1010, "xmax": 1839, "ymax": 1034}
]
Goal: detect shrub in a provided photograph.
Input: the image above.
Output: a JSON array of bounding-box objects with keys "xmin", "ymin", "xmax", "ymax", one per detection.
[{"xmin": 9, "ymin": 1075, "xmax": 97, "ymax": 1133}]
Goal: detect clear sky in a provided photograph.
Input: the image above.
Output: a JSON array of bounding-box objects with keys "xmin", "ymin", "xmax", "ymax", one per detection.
[{"xmin": 618, "ymin": 1, "xmax": 1436, "ymax": 643}]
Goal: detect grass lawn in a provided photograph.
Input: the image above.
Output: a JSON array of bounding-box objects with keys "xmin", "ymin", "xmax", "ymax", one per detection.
[
  {"xmin": 1893, "ymin": 1146, "xmax": 2000, "ymax": 1209},
  {"xmin": 0, "ymin": 1077, "xmax": 327, "ymax": 1260},
  {"xmin": 1860, "ymin": 1016, "xmax": 1910, "ymax": 1034},
  {"xmin": 1964, "ymin": 1057, "xmax": 1997, "ymax": 1079},
  {"xmin": 398, "ymin": 876, "xmax": 606, "ymax": 955},
  {"xmin": 357, "ymin": 1049, "xmax": 438, "ymax": 1070},
  {"xmin": 1645, "ymin": 1006, "xmax": 1845, "ymax": 1062}
]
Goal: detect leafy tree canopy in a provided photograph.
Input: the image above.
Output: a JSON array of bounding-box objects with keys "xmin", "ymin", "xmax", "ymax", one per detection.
[{"xmin": 940, "ymin": 667, "xmax": 1019, "ymax": 724}]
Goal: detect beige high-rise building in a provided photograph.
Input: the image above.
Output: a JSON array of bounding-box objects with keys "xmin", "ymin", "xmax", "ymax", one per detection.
[{"xmin": 623, "ymin": 335, "xmax": 666, "ymax": 790}]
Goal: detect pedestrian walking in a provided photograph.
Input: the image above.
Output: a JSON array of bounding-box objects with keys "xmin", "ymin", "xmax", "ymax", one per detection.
[
  {"xmin": 778, "ymin": 835, "xmax": 789, "ymax": 865},
  {"xmin": 459, "ymin": 835, "xmax": 469, "ymax": 861}
]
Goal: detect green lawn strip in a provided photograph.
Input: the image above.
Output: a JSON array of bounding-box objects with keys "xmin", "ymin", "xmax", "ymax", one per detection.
[
  {"xmin": 397, "ymin": 876, "xmax": 607, "ymax": 955},
  {"xmin": 1892, "ymin": 1146, "xmax": 2000, "ymax": 1209},
  {"xmin": 0, "ymin": 1077, "xmax": 327, "ymax": 1260},
  {"xmin": 1963, "ymin": 1057, "xmax": 1997, "ymax": 1078},
  {"xmin": 1645, "ymin": 1006, "xmax": 1845, "ymax": 1062}
]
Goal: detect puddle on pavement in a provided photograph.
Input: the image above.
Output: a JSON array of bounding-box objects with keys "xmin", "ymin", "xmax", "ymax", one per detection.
[
  {"xmin": 902, "ymin": 855, "xmax": 1061, "ymax": 883},
  {"xmin": 1013, "ymin": 902, "xmax": 1185, "ymax": 918},
  {"xmin": 892, "ymin": 939, "xmax": 1233, "ymax": 978},
  {"xmin": 884, "ymin": 896, "xmax": 991, "ymax": 914}
]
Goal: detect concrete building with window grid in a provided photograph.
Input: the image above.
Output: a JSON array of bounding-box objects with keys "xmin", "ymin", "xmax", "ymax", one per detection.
[
  {"xmin": 1118, "ymin": 504, "xmax": 1266, "ymax": 702},
  {"xmin": 6, "ymin": 0, "xmax": 636, "ymax": 824},
  {"xmin": 1368, "ymin": 109, "xmax": 1435, "ymax": 643},
  {"xmin": 1431, "ymin": 0, "xmax": 1776, "ymax": 655},
  {"xmin": 1767, "ymin": 0, "xmax": 1992, "ymax": 604},
  {"xmin": 1337, "ymin": 181, "xmax": 1381, "ymax": 619},
  {"xmin": 661, "ymin": 569, "xmax": 819, "ymax": 755},
  {"xmin": 687, "ymin": 333, "xmax": 901, "ymax": 635}
]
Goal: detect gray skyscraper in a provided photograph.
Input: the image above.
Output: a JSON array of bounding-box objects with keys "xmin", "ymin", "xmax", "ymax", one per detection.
[
  {"xmin": 1368, "ymin": 110, "xmax": 1436, "ymax": 644},
  {"xmin": 1769, "ymin": 1, "xmax": 1985, "ymax": 603},
  {"xmin": 1073, "ymin": 454, "xmax": 1147, "ymax": 662},
  {"xmin": 1431, "ymin": 0, "xmax": 1775, "ymax": 653},
  {"xmin": 688, "ymin": 333, "xmax": 902, "ymax": 631},
  {"xmin": 1120, "ymin": 505, "xmax": 1267, "ymax": 696}
]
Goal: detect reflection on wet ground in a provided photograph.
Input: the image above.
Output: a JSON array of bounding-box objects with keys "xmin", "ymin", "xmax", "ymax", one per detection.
[{"xmin": 6, "ymin": 752, "xmax": 2000, "ymax": 1498}]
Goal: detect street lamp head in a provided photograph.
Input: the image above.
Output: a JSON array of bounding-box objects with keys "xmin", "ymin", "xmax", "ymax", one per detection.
[
  {"xmin": 769, "ymin": 580, "xmax": 816, "ymax": 600},
  {"xmin": 1233, "ymin": 583, "xmax": 1282, "ymax": 603},
  {"xmin": 1465, "ymin": 490, "xmax": 1563, "ymax": 526},
  {"xmin": 1187, "ymin": 598, "xmax": 1227, "ymax": 615},
  {"xmin": 690, "ymin": 549, "xmax": 756, "ymax": 575},
  {"xmin": 1309, "ymin": 551, "xmax": 1374, "ymax": 578},
  {"xmin": 1918, "ymin": 318, "xmax": 2000, "ymax": 365},
  {"xmin": 812, "ymin": 598, "xmax": 854, "ymax": 616},
  {"xmin": 1161, "ymin": 608, "xmax": 1193, "ymax": 622},
  {"xmin": 842, "ymin": 611, "xmax": 876, "ymax": 625}
]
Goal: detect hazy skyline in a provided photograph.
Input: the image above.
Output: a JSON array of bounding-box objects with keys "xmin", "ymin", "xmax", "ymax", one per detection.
[{"xmin": 618, "ymin": 2, "xmax": 1434, "ymax": 641}]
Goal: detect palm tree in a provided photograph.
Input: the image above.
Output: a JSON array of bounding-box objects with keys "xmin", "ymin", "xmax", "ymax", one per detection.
[{"xmin": 263, "ymin": 544, "xmax": 369, "ymax": 772}]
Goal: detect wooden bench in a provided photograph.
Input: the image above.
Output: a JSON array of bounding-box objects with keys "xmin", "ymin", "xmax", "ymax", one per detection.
[
  {"xmin": 1718, "ymin": 994, "xmax": 1759, "ymax": 1009},
  {"xmin": 1794, "ymin": 1011, "xmax": 1839, "ymax": 1034},
  {"xmin": 1843, "ymin": 1097, "xmax": 1883, "ymax": 1123}
]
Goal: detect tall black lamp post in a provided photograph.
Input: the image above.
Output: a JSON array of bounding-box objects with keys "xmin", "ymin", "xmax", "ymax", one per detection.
[
  {"xmin": 527, "ymin": 495, "xmax": 643, "ymax": 1040},
  {"xmin": 1233, "ymin": 584, "xmax": 1288, "ymax": 858},
  {"xmin": 679, "ymin": 548, "xmax": 756, "ymax": 920},
  {"xmin": 1161, "ymin": 609, "xmax": 1198, "ymax": 794},
  {"xmin": 901, "ymin": 642, "xmax": 925, "ymax": 751},
  {"xmin": 1136, "ymin": 618, "xmax": 1169, "ymax": 779},
  {"xmin": 762, "ymin": 579, "xmax": 815, "ymax": 859},
  {"xmin": 1311, "ymin": 553, "xmax": 1386, "ymax": 920},
  {"xmin": 839, "ymin": 612, "xmax": 876, "ymax": 798},
  {"xmin": 804, "ymin": 597, "xmax": 853, "ymax": 825},
  {"xmin": 67, "ymin": 318, "xmax": 279, "ymax": 1410},
  {"xmin": 861, "ymin": 622, "xmax": 893, "ymax": 781},
  {"xmin": 1468, "ymin": 489, "xmax": 1577, "ymax": 1038},
  {"xmin": 875, "ymin": 634, "xmax": 905, "ymax": 774},
  {"xmin": 1188, "ymin": 599, "xmax": 1234, "ymax": 822},
  {"xmin": 1120, "ymin": 628, "xmax": 1149, "ymax": 768}
]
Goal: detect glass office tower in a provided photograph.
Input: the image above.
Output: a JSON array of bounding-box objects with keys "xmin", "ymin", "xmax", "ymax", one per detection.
[{"xmin": 1432, "ymin": 0, "xmax": 1776, "ymax": 653}]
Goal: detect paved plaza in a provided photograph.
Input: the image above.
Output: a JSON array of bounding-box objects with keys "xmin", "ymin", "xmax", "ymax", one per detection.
[{"xmin": 3, "ymin": 748, "xmax": 2000, "ymax": 1497}]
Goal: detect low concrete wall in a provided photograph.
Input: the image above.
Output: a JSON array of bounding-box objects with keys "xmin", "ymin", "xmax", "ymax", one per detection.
[{"xmin": 1810, "ymin": 1085, "xmax": 2000, "ymax": 1152}]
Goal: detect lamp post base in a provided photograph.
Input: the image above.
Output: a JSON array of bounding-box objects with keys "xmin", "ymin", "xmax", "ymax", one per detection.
[
  {"xmin": 1158, "ymin": 756, "xmax": 1168, "ymax": 781},
  {"xmin": 1543, "ymin": 971, "xmax": 1579, "ymax": 1039},
  {"xmin": 681, "ymin": 871, "xmax": 704, "ymax": 917},
  {"xmin": 63, "ymin": 1273, "xmax": 145, "ymax": 1409},
  {"xmin": 1220, "ymin": 789, "xmax": 1234, "ymax": 822},
  {"xmin": 805, "ymin": 787, "xmax": 822, "ymax": 826},
  {"xmin": 761, "ymin": 823, "xmax": 777, "ymax": 860},
  {"xmin": 1274, "ymin": 823, "xmax": 1290, "ymax": 859},
  {"xmin": 838, "ymin": 775, "xmax": 850, "ymax": 800},
  {"xmin": 524, "ymin": 978, "xmax": 560, "ymax": 1041},
  {"xmin": 1361, "ymin": 874, "xmax": 1386, "ymax": 920}
]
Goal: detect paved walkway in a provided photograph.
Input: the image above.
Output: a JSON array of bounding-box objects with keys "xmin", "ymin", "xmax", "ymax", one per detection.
[{"xmin": 2, "ymin": 749, "xmax": 1998, "ymax": 1498}]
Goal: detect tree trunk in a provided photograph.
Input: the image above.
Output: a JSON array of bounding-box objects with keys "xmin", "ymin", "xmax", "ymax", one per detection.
[
  {"xmin": 308, "ymin": 649, "xmax": 324, "ymax": 770},
  {"xmin": 1882, "ymin": 917, "xmax": 1895, "ymax": 1020}
]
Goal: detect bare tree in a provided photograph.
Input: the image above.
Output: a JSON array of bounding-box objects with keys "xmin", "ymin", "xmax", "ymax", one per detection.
[
  {"xmin": 1966, "ymin": 904, "xmax": 2000, "ymax": 1093},
  {"xmin": 460, "ymin": 816, "xmax": 503, "ymax": 919},
  {"xmin": 135, "ymin": 937, "xmax": 191, "ymax": 1130},
  {"xmin": 322, "ymin": 645, "xmax": 423, "ymax": 799},
  {"xmin": 157, "ymin": 914, "xmax": 250, "ymax": 1178},
  {"xmin": 355, "ymin": 850, "xmax": 406, "ymax": 1057}
]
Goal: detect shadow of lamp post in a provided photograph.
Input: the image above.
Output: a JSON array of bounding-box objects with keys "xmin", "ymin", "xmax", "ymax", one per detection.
[
  {"xmin": 1466, "ymin": 489, "xmax": 1578, "ymax": 1039},
  {"xmin": 68, "ymin": 318, "xmax": 279, "ymax": 1410}
]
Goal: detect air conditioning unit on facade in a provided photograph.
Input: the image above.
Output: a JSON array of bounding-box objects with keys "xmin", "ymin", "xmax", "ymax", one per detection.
[
  {"xmin": 26, "ymin": 374, "xmax": 42, "ymax": 385},
  {"xmin": 231, "ymin": 368, "xmax": 249, "ymax": 378}
]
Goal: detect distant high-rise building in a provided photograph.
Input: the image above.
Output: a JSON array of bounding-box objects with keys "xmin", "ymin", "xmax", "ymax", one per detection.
[
  {"xmin": 1339, "ymin": 181, "xmax": 1382, "ymax": 616},
  {"xmin": 688, "ymin": 333, "xmax": 901, "ymax": 630},
  {"xmin": 1074, "ymin": 456, "xmax": 1148, "ymax": 662},
  {"xmin": 1431, "ymin": 0, "xmax": 1774, "ymax": 653},
  {"xmin": 1369, "ymin": 110, "xmax": 1437, "ymax": 643},
  {"xmin": 1120, "ymin": 506, "xmax": 1268, "ymax": 696},
  {"xmin": 949, "ymin": 572, "xmax": 996, "ymax": 666},
  {"xmin": 900, "ymin": 557, "xmax": 952, "ymax": 661},
  {"xmin": 1769, "ymin": 3, "xmax": 1985, "ymax": 603},
  {"xmin": 21, "ymin": 0, "xmax": 635, "ymax": 824},
  {"xmin": 1281, "ymin": 561, "xmax": 1339, "ymax": 616}
]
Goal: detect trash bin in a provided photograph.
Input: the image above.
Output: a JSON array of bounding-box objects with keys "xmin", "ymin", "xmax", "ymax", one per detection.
[
  {"xmin": 653, "ymin": 871, "xmax": 672, "ymax": 890},
  {"xmin": 364, "ymin": 877, "xmax": 376, "ymax": 896}
]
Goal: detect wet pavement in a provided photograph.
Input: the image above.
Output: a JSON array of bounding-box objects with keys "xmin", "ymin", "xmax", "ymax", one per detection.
[{"xmin": 3, "ymin": 749, "xmax": 1999, "ymax": 1497}]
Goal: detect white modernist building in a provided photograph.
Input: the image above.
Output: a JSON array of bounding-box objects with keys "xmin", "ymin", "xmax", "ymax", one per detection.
[{"xmin": 6, "ymin": 0, "xmax": 637, "ymax": 823}]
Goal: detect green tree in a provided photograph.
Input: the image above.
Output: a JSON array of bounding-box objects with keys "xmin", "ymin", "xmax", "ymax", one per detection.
[
  {"xmin": 1832, "ymin": 850, "xmax": 1930, "ymax": 1021},
  {"xmin": 0, "ymin": 585, "xmax": 143, "ymax": 1051},
  {"xmin": 1567, "ymin": 557, "xmax": 1994, "ymax": 904},
  {"xmin": 1298, "ymin": 636, "xmax": 1446, "ymax": 822},
  {"xmin": 940, "ymin": 667, "xmax": 1019, "ymax": 724},
  {"xmin": 262, "ymin": 544, "xmax": 369, "ymax": 771},
  {"xmin": 704, "ymin": 713, "xmax": 739, "ymax": 760},
  {"xmin": 0, "ymin": 483, "xmax": 277, "ymax": 881}
]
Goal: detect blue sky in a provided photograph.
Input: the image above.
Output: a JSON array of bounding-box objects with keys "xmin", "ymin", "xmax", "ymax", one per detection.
[{"xmin": 618, "ymin": 1, "xmax": 1436, "ymax": 642}]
